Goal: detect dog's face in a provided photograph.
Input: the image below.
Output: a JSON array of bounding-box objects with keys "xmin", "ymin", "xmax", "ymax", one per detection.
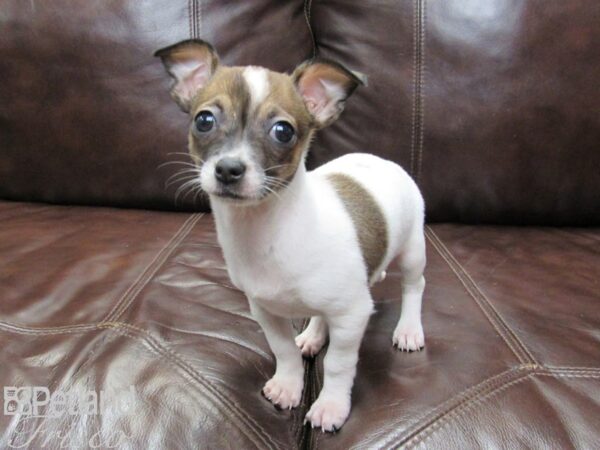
[{"xmin": 155, "ymin": 39, "xmax": 363, "ymax": 205}]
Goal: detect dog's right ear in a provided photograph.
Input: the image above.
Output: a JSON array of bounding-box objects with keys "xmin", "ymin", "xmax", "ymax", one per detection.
[
  {"xmin": 292, "ymin": 59, "xmax": 365, "ymax": 129},
  {"xmin": 154, "ymin": 39, "xmax": 219, "ymax": 112}
]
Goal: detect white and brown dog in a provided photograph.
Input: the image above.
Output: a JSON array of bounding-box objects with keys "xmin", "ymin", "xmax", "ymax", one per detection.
[{"xmin": 156, "ymin": 39, "xmax": 426, "ymax": 432}]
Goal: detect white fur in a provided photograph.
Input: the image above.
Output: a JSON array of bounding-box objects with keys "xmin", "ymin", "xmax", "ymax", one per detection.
[
  {"xmin": 243, "ymin": 66, "xmax": 269, "ymax": 109},
  {"xmin": 210, "ymin": 152, "xmax": 426, "ymax": 431}
]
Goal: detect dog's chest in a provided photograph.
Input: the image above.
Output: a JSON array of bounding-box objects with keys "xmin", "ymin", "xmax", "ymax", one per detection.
[
  {"xmin": 227, "ymin": 247, "xmax": 312, "ymax": 317},
  {"xmin": 217, "ymin": 224, "xmax": 316, "ymax": 318}
]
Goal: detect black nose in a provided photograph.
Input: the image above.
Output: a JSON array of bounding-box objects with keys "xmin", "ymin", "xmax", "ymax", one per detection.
[{"xmin": 215, "ymin": 157, "xmax": 246, "ymax": 185}]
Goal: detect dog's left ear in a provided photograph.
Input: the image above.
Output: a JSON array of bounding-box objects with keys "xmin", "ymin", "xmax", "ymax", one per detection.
[
  {"xmin": 292, "ymin": 59, "xmax": 366, "ymax": 128},
  {"xmin": 154, "ymin": 39, "xmax": 219, "ymax": 112}
]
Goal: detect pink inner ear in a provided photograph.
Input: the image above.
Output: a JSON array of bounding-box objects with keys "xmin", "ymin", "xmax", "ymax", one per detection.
[
  {"xmin": 173, "ymin": 61, "xmax": 209, "ymax": 102},
  {"xmin": 299, "ymin": 78, "xmax": 328, "ymax": 116}
]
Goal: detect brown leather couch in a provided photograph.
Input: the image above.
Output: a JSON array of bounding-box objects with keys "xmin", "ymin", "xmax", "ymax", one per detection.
[{"xmin": 1, "ymin": 1, "xmax": 599, "ymax": 449}]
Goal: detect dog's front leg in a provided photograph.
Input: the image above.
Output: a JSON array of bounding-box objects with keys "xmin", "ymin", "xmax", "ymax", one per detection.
[
  {"xmin": 249, "ymin": 300, "xmax": 304, "ymax": 410},
  {"xmin": 305, "ymin": 299, "xmax": 373, "ymax": 431}
]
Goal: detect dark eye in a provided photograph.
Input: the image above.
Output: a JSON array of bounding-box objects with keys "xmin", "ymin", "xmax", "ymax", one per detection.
[
  {"xmin": 269, "ymin": 121, "xmax": 295, "ymax": 144},
  {"xmin": 195, "ymin": 110, "xmax": 215, "ymax": 133}
]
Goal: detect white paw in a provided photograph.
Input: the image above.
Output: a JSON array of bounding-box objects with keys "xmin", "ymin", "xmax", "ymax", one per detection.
[
  {"xmin": 261, "ymin": 375, "xmax": 303, "ymax": 410},
  {"xmin": 393, "ymin": 321, "xmax": 425, "ymax": 352},
  {"xmin": 305, "ymin": 394, "xmax": 351, "ymax": 432},
  {"xmin": 295, "ymin": 328, "xmax": 326, "ymax": 358}
]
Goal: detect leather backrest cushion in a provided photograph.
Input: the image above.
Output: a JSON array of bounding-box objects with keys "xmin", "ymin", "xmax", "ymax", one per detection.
[
  {"xmin": 0, "ymin": 0, "xmax": 313, "ymax": 212},
  {"xmin": 307, "ymin": 0, "xmax": 600, "ymax": 225},
  {"xmin": 1, "ymin": 1, "xmax": 598, "ymax": 224}
]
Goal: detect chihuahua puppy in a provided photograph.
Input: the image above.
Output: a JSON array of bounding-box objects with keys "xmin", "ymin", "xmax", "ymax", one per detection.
[{"xmin": 156, "ymin": 39, "xmax": 426, "ymax": 432}]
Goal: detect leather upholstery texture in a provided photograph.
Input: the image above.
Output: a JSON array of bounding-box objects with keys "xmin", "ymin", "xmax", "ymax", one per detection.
[
  {"xmin": 1, "ymin": 0, "xmax": 599, "ymax": 449},
  {"xmin": 1, "ymin": 201, "xmax": 598, "ymax": 449},
  {"xmin": 0, "ymin": 0, "xmax": 312, "ymax": 213},
  {"xmin": 1, "ymin": 0, "xmax": 598, "ymax": 224}
]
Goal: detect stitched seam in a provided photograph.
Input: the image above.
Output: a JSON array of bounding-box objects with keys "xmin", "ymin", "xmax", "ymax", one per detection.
[
  {"xmin": 101, "ymin": 213, "xmax": 203, "ymax": 323},
  {"xmin": 409, "ymin": 0, "xmax": 425, "ymax": 181},
  {"xmin": 416, "ymin": 0, "xmax": 426, "ymax": 183},
  {"xmin": 7, "ymin": 315, "xmax": 595, "ymax": 450},
  {"xmin": 0, "ymin": 321, "xmax": 98, "ymax": 335},
  {"xmin": 0, "ymin": 321, "xmax": 277, "ymax": 449},
  {"xmin": 189, "ymin": 0, "xmax": 198, "ymax": 39},
  {"xmin": 103, "ymin": 322, "xmax": 278, "ymax": 450},
  {"xmin": 101, "ymin": 213, "xmax": 198, "ymax": 322},
  {"xmin": 404, "ymin": 372, "xmax": 535, "ymax": 449},
  {"xmin": 196, "ymin": 0, "xmax": 202, "ymax": 39},
  {"xmin": 409, "ymin": 0, "xmax": 418, "ymax": 177},
  {"xmin": 402, "ymin": 368, "xmax": 600, "ymax": 449},
  {"xmin": 2, "ymin": 325, "xmax": 598, "ymax": 448},
  {"xmin": 378, "ymin": 366, "xmax": 529, "ymax": 449},
  {"xmin": 110, "ymin": 327, "xmax": 276, "ymax": 449},
  {"xmin": 425, "ymin": 228, "xmax": 526, "ymax": 363},
  {"xmin": 539, "ymin": 372, "xmax": 600, "ymax": 379},
  {"xmin": 188, "ymin": 0, "xmax": 193, "ymax": 39},
  {"xmin": 427, "ymin": 227, "xmax": 538, "ymax": 364},
  {"xmin": 543, "ymin": 367, "xmax": 600, "ymax": 376},
  {"xmin": 104, "ymin": 213, "xmax": 202, "ymax": 322},
  {"xmin": 545, "ymin": 366, "xmax": 600, "ymax": 374},
  {"xmin": 304, "ymin": 0, "xmax": 317, "ymax": 58},
  {"xmin": 0, "ymin": 214, "xmax": 201, "ymax": 332},
  {"xmin": 425, "ymin": 227, "xmax": 537, "ymax": 364}
]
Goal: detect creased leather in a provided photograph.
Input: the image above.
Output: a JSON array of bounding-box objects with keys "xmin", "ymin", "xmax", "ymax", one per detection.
[
  {"xmin": 1, "ymin": 0, "xmax": 599, "ymax": 448},
  {"xmin": 0, "ymin": 0, "xmax": 313, "ymax": 213},
  {"xmin": 1, "ymin": 201, "xmax": 599, "ymax": 449}
]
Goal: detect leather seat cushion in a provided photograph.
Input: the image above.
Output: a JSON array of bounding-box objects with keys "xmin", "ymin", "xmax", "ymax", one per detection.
[{"xmin": 1, "ymin": 201, "xmax": 598, "ymax": 448}]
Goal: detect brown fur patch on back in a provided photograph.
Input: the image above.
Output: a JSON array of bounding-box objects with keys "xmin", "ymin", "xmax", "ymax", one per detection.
[{"xmin": 327, "ymin": 173, "xmax": 388, "ymax": 279}]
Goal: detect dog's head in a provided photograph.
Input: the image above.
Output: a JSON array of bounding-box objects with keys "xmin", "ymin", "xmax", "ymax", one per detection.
[{"xmin": 155, "ymin": 39, "xmax": 364, "ymax": 205}]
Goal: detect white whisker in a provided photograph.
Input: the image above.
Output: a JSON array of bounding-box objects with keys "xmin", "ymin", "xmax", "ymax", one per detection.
[
  {"xmin": 264, "ymin": 176, "xmax": 289, "ymax": 189},
  {"xmin": 264, "ymin": 163, "xmax": 292, "ymax": 172},
  {"xmin": 174, "ymin": 178, "xmax": 202, "ymax": 204},
  {"xmin": 165, "ymin": 174, "xmax": 199, "ymax": 189},
  {"xmin": 263, "ymin": 184, "xmax": 282, "ymax": 201},
  {"xmin": 165, "ymin": 167, "xmax": 201, "ymax": 180},
  {"xmin": 157, "ymin": 160, "xmax": 198, "ymax": 170}
]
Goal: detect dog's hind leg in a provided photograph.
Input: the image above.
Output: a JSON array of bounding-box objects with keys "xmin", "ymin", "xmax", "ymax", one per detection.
[
  {"xmin": 392, "ymin": 228, "xmax": 426, "ymax": 352},
  {"xmin": 295, "ymin": 316, "xmax": 328, "ymax": 358}
]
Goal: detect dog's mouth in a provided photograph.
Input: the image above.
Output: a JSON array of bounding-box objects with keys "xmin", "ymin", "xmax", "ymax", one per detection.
[
  {"xmin": 210, "ymin": 182, "xmax": 285, "ymax": 206},
  {"xmin": 213, "ymin": 189, "xmax": 245, "ymax": 200},
  {"xmin": 210, "ymin": 186, "xmax": 267, "ymax": 206}
]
